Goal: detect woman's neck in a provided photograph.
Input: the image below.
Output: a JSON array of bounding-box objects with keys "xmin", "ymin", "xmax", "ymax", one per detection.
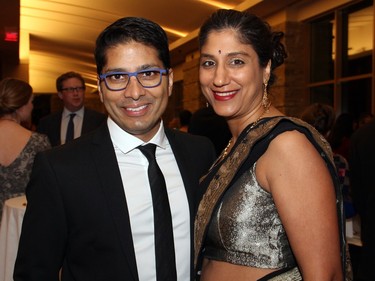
[{"xmin": 0, "ymin": 114, "xmax": 20, "ymax": 124}]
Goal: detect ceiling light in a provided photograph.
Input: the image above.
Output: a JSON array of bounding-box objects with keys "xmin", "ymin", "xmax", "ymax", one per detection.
[
  {"xmin": 197, "ymin": 0, "xmax": 235, "ymax": 9},
  {"xmin": 162, "ymin": 27, "xmax": 188, "ymax": 38}
]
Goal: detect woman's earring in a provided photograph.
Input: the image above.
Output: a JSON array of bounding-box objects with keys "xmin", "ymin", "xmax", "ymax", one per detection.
[
  {"xmin": 262, "ymin": 82, "xmax": 270, "ymax": 109},
  {"xmin": 206, "ymin": 101, "xmax": 209, "ymax": 108}
]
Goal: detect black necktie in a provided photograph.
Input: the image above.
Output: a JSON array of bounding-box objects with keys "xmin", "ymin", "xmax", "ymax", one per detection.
[
  {"xmin": 138, "ymin": 144, "xmax": 177, "ymax": 281},
  {"xmin": 65, "ymin": 113, "xmax": 76, "ymax": 143}
]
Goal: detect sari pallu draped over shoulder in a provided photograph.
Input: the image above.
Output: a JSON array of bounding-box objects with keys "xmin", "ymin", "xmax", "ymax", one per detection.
[{"xmin": 194, "ymin": 116, "xmax": 350, "ymax": 280}]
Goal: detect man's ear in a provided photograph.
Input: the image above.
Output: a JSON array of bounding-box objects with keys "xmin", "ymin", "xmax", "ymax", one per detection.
[
  {"xmin": 168, "ymin": 68, "xmax": 174, "ymax": 97},
  {"xmin": 97, "ymin": 82, "xmax": 104, "ymax": 103},
  {"xmin": 57, "ymin": 92, "xmax": 63, "ymax": 99}
]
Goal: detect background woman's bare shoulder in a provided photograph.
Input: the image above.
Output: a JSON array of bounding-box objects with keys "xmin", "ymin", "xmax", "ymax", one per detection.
[{"xmin": 0, "ymin": 122, "xmax": 32, "ymax": 166}]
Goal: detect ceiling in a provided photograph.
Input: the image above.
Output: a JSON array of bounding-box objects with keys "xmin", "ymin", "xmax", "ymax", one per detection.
[{"xmin": 0, "ymin": 0, "xmax": 299, "ymax": 93}]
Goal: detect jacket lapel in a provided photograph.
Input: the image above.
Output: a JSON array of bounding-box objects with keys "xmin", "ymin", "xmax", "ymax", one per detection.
[
  {"xmin": 91, "ymin": 124, "xmax": 139, "ymax": 281},
  {"xmin": 52, "ymin": 112, "xmax": 63, "ymax": 145}
]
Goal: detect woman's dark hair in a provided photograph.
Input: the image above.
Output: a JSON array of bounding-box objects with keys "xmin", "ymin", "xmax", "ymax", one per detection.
[
  {"xmin": 95, "ymin": 17, "xmax": 170, "ymax": 75},
  {"xmin": 199, "ymin": 9, "xmax": 287, "ymax": 87},
  {"xmin": 0, "ymin": 78, "xmax": 33, "ymax": 117},
  {"xmin": 300, "ymin": 103, "xmax": 335, "ymax": 136}
]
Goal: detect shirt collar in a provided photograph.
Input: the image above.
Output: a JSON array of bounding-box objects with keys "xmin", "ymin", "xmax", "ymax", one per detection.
[
  {"xmin": 63, "ymin": 107, "xmax": 84, "ymax": 119},
  {"xmin": 107, "ymin": 117, "xmax": 167, "ymax": 154}
]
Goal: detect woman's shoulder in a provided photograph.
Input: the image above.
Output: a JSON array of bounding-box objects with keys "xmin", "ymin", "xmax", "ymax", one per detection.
[
  {"xmin": 266, "ymin": 129, "xmax": 314, "ymax": 160},
  {"xmin": 263, "ymin": 116, "xmax": 332, "ymax": 154},
  {"xmin": 29, "ymin": 132, "xmax": 52, "ymax": 150},
  {"xmin": 266, "ymin": 116, "xmax": 318, "ymax": 133},
  {"xmin": 255, "ymin": 116, "xmax": 334, "ymax": 168}
]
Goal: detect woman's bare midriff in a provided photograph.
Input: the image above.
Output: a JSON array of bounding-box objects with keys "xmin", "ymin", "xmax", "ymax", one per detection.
[{"xmin": 200, "ymin": 259, "xmax": 278, "ymax": 281}]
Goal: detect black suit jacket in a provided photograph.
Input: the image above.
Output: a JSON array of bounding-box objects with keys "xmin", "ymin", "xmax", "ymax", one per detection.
[
  {"xmin": 37, "ymin": 107, "xmax": 106, "ymax": 146},
  {"xmin": 14, "ymin": 123, "xmax": 216, "ymax": 281}
]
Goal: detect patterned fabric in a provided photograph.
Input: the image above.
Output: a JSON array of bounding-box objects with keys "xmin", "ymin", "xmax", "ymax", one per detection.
[
  {"xmin": 259, "ymin": 267, "xmax": 302, "ymax": 281},
  {"xmin": 204, "ymin": 163, "xmax": 296, "ymax": 268},
  {"xmin": 0, "ymin": 132, "xmax": 51, "ymax": 219},
  {"xmin": 194, "ymin": 116, "xmax": 350, "ymax": 280}
]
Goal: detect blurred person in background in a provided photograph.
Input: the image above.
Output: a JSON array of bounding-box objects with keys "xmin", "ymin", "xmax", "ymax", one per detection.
[
  {"xmin": 179, "ymin": 109, "xmax": 192, "ymax": 132},
  {"xmin": 300, "ymin": 103, "xmax": 335, "ymax": 137},
  {"xmin": 357, "ymin": 112, "xmax": 373, "ymax": 129},
  {"xmin": 188, "ymin": 105, "xmax": 231, "ymax": 157},
  {"xmin": 37, "ymin": 71, "xmax": 106, "ymax": 146},
  {"xmin": 0, "ymin": 78, "xmax": 51, "ymax": 218},
  {"xmin": 301, "ymin": 103, "xmax": 356, "ymax": 219},
  {"xmin": 328, "ymin": 113, "xmax": 356, "ymax": 160},
  {"xmin": 350, "ymin": 116, "xmax": 375, "ymax": 281}
]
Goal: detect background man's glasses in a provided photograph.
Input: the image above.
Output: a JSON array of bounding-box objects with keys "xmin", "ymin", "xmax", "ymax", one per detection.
[
  {"xmin": 99, "ymin": 68, "xmax": 168, "ymax": 91},
  {"xmin": 61, "ymin": 86, "xmax": 85, "ymax": 93}
]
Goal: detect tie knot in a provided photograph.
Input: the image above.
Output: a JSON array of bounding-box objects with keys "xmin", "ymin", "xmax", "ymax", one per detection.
[
  {"xmin": 138, "ymin": 143, "xmax": 157, "ymax": 162},
  {"xmin": 69, "ymin": 113, "xmax": 76, "ymax": 120}
]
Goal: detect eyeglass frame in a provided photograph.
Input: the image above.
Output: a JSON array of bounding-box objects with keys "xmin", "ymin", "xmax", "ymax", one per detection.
[
  {"xmin": 99, "ymin": 68, "xmax": 168, "ymax": 91},
  {"xmin": 60, "ymin": 86, "xmax": 85, "ymax": 93}
]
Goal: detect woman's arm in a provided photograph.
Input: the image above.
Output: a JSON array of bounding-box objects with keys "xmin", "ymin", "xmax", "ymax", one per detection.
[{"xmin": 257, "ymin": 130, "xmax": 343, "ymax": 281}]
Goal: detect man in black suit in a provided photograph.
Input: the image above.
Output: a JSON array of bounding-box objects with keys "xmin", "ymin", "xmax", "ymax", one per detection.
[
  {"xmin": 189, "ymin": 105, "xmax": 231, "ymax": 157},
  {"xmin": 14, "ymin": 17, "xmax": 216, "ymax": 281},
  {"xmin": 349, "ymin": 118, "xmax": 375, "ymax": 281},
  {"xmin": 37, "ymin": 71, "xmax": 106, "ymax": 146}
]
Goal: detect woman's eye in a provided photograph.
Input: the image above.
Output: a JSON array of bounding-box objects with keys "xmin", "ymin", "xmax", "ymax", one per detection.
[
  {"xmin": 201, "ymin": 60, "xmax": 215, "ymax": 67},
  {"xmin": 230, "ymin": 59, "xmax": 244, "ymax": 65}
]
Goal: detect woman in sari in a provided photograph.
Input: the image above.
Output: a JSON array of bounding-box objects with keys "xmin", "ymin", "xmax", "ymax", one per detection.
[{"xmin": 195, "ymin": 9, "xmax": 348, "ymax": 281}]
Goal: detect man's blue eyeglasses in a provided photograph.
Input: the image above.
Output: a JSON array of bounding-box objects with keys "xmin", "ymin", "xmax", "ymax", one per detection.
[{"xmin": 99, "ymin": 68, "xmax": 168, "ymax": 91}]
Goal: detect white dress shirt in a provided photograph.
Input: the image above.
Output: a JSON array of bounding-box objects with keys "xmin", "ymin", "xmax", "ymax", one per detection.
[
  {"xmin": 61, "ymin": 107, "xmax": 84, "ymax": 144},
  {"xmin": 107, "ymin": 117, "xmax": 190, "ymax": 281}
]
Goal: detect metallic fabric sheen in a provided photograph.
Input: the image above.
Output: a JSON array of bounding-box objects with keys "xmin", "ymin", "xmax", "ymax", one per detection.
[{"xmin": 204, "ymin": 163, "xmax": 296, "ymax": 269}]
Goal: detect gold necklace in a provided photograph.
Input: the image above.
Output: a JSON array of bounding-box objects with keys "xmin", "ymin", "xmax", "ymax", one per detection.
[{"xmin": 222, "ymin": 138, "xmax": 232, "ymax": 158}]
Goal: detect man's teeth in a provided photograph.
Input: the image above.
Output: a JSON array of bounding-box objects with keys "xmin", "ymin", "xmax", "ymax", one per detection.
[{"xmin": 127, "ymin": 104, "xmax": 147, "ymax": 111}]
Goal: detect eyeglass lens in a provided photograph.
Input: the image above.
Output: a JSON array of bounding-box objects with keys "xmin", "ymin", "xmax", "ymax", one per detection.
[
  {"xmin": 61, "ymin": 87, "xmax": 85, "ymax": 93},
  {"xmin": 102, "ymin": 69, "xmax": 166, "ymax": 91}
]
